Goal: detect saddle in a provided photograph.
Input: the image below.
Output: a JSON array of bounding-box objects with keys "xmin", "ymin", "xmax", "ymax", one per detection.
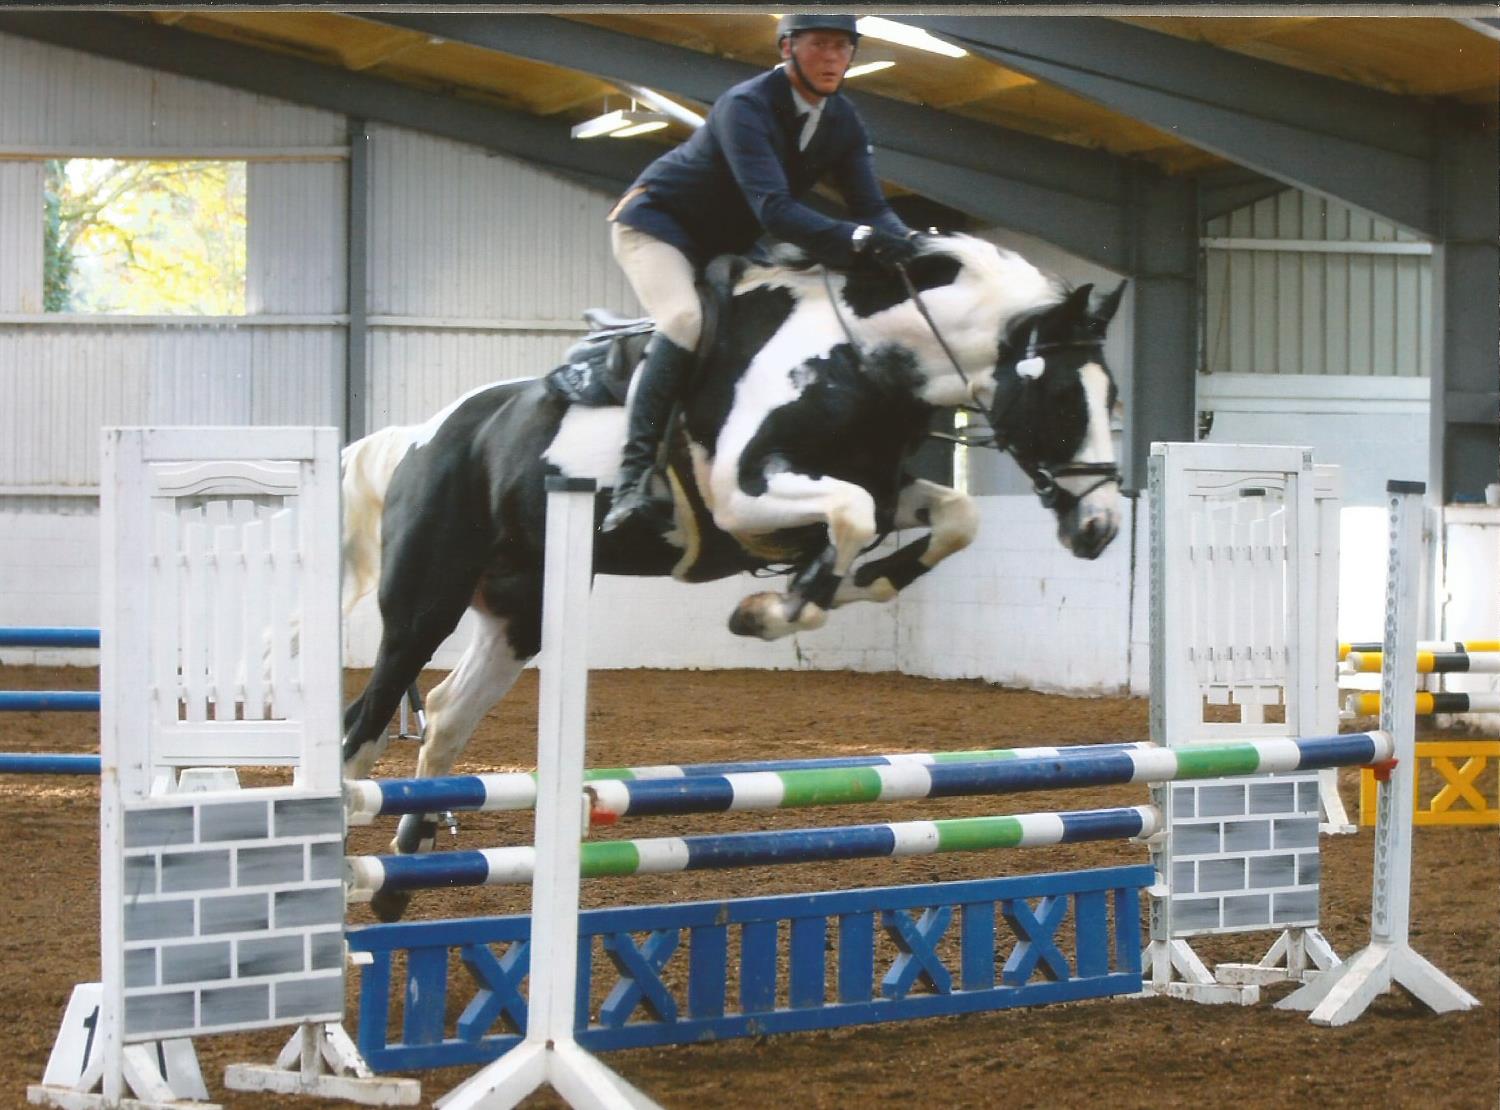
[{"xmin": 543, "ymin": 254, "xmax": 749, "ymax": 407}]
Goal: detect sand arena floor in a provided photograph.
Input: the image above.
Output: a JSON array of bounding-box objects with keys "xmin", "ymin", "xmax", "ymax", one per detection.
[{"xmin": 2, "ymin": 664, "xmax": 1495, "ymax": 1109}]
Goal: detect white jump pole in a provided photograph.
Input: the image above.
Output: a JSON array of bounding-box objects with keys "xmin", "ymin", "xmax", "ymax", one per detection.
[
  {"xmin": 1278, "ymin": 480, "xmax": 1480, "ymax": 1025},
  {"xmin": 436, "ymin": 478, "xmax": 659, "ymax": 1110}
]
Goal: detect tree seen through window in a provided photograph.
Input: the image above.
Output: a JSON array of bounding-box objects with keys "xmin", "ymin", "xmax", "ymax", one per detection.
[{"xmin": 44, "ymin": 158, "xmax": 247, "ymax": 315}]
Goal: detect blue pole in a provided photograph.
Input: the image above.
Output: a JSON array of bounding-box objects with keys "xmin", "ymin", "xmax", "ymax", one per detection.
[
  {"xmin": 0, "ymin": 691, "xmax": 101, "ymax": 712},
  {"xmin": 0, "ymin": 627, "xmax": 100, "ymax": 648},
  {"xmin": 0, "ymin": 753, "xmax": 101, "ymax": 774}
]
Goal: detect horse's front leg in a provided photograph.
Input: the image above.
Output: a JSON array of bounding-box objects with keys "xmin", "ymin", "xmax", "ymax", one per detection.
[
  {"xmin": 833, "ymin": 478, "xmax": 979, "ymax": 607},
  {"xmin": 714, "ymin": 472, "xmax": 877, "ymax": 640}
]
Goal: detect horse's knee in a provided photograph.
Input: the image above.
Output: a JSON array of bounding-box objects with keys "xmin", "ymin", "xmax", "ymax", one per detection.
[{"xmin": 932, "ymin": 493, "xmax": 980, "ymax": 555}]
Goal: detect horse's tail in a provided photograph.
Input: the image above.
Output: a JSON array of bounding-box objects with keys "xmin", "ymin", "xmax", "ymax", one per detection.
[{"xmin": 340, "ymin": 424, "xmax": 416, "ymax": 615}]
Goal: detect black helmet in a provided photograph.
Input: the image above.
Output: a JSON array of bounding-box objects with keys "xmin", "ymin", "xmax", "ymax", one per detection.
[{"xmin": 777, "ymin": 14, "xmax": 861, "ymax": 47}]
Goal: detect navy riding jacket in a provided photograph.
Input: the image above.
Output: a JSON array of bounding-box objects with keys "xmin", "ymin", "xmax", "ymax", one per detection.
[{"xmin": 613, "ymin": 66, "xmax": 910, "ymax": 270}]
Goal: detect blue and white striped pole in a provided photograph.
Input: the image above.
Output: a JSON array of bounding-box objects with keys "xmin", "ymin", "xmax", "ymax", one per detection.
[
  {"xmin": 344, "ymin": 740, "xmax": 1155, "ymax": 823},
  {"xmin": 346, "ymin": 804, "xmax": 1164, "ymax": 896},
  {"xmin": 584, "ymin": 732, "xmax": 1395, "ymax": 823}
]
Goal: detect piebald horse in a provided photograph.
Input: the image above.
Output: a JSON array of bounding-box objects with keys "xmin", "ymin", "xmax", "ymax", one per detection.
[{"xmin": 342, "ymin": 234, "xmax": 1126, "ymax": 920}]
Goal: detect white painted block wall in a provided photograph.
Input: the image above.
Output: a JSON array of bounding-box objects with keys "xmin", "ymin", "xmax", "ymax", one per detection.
[{"xmin": 0, "ymin": 500, "xmax": 100, "ymax": 665}]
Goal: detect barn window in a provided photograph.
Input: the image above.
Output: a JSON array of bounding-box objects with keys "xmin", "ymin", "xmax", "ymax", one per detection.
[{"xmin": 44, "ymin": 158, "xmax": 247, "ymax": 315}]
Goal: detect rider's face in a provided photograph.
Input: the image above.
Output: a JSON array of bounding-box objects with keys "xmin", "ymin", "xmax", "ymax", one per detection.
[{"xmin": 782, "ymin": 31, "xmax": 856, "ymax": 100}]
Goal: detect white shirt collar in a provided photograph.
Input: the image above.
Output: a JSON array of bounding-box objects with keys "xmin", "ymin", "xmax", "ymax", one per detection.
[{"xmin": 781, "ymin": 66, "xmax": 824, "ymax": 116}]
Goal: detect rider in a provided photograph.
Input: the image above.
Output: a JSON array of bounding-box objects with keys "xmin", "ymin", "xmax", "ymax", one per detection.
[{"xmin": 602, "ymin": 12, "xmax": 921, "ymax": 533}]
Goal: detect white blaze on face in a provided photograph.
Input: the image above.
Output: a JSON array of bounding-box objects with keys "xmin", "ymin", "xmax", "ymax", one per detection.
[
  {"xmin": 542, "ymin": 406, "xmax": 628, "ymax": 484},
  {"xmin": 1059, "ymin": 362, "xmax": 1121, "ymax": 531}
]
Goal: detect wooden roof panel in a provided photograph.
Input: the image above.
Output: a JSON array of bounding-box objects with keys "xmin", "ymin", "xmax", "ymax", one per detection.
[{"xmin": 130, "ymin": 13, "xmax": 1498, "ymax": 174}]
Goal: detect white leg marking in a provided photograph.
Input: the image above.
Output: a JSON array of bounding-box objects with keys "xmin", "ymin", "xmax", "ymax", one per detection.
[
  {"xmin": 715, "ymin": 472, "xmax": 878, "ymax": 639},
  {"xmin": 414, "ymin": 612, "xmax": 528, "ymax": 782},
  {"xmin": 833, "ymin": 480, "xmax": 979, "ymax": 607}
]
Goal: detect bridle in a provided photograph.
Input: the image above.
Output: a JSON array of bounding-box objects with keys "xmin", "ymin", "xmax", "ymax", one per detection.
[{"xmin": 823, "ymin": 262, "xmax": 1121, "ymax": 517}]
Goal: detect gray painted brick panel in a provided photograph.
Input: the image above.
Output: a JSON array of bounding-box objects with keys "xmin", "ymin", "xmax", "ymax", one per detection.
[
  {"xmin": 1198, "ymin": 784, "xmax": 1247, "ymax": 817},
  {"xmin": 274, "ymin": 886, "xmax": 343, "ymax": 929},
  {"xmin": 1171, "ymin": 785, "xmax": 1194, "ymax": 817},
  {"xmin": 1172, "ymin": 823, "xmax": 1222, "ymax": 856},
  {"xmin": 1248, "ymin": 853, "xmax": 1299, "ymax": 888},
  {"xmin": 274, "ymin": 973, "xmax": 343, "ymax": 1020},
  {"xmin": 161, "ymin": 940, "xmax": 233, "ymax": 985},
  {"xmin": 200, "ymin": 893, "xmax": 269, "ymax": 935},
  {"xmin": 201, "ymin": 983, "xmax": 270, "ymax": 1028},
  {"xmin": 124, "ymin": 948, "xmax": 156, "ymax": 989},
  {"xmin": 1297, "ymin": 852, "xmax": 1322, "ymax": 885},
  {"xmin": 1172, "ymin": 860, "xmax": 1195, "ymax": 893},
  {"xmin": 1273, "ymin": 817, "xmax": 1320, "ymax": 849},
  {"xmin": 124, "ymin": 898, "xmax": 195, "ymax": 942},
  {"xmin": 1223, "ymin": 819, "xmax": 1272, "ymax": 852},
  {"xmin": 1297, "ymin": 780, "xmax": 1322, "ymax": 811},
  {"xmin": 124, "ymin": 807, "xmax": 194, "ymax": 849},
  {"xmin": 124, "ymin": 990, "xmax": 195, "ymax": 1036},
  {"xmin": 1273, "ymin": 889, "xmax": 1321, "ymax": 922},
  {"xmin": 161, "ymin": 849, "xmax": 233, "ymax": 893},
  {"xmin": 238, "ymin": 934, "xmax": 306, "ymax": 977},
  {"xmin": 237, "ymin": 844, "xmax": 305, "ymax": 886},
  {"xmin": 274, "ymin": 796, "xmax": 343, "ymax": 838},
  {"xmin": 1222, "ymin": 893, "xmax": 1272, "ymax": 928},
  {"xmin": 1247, "ymin": 780, "xmax": 1298, "ymax": 814},
  {"xmin": 308, "ymin": 840, "xmax": 342, "ymax": 882},
  {"xmin": 200, "ymin": 800, "xmax": 269, "ymax": 842},
  {"xmin": 124, "ymin": 855, "xmax": 157, "ymax": 896},
  {"xmin": 1172, "ymin": 898, "xmax": 1221, "ymax": 931},
  {"xmin": 1199, "ymin": 858, "xmax": 1247, "ymax": 893},
  {"xmin": 310, "ymin": 929, "xmax": 342, "ymax": 970}
]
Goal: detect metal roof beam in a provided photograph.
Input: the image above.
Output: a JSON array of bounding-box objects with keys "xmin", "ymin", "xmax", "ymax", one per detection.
[
  {"xmin": 904, "ymin": 16, "xmax": 1440, "ymax": 235},
  {"xmin": 364, "ymin": 14, "xmax": 1142, "ymax": 264},
  {"xmin": 0, "ymin": 14, "xmax": 648, "ymax": 192}
]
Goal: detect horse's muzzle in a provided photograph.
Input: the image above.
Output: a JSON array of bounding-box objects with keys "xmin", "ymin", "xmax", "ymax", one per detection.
[{"xmin": 1058, "ymin": 493, "xmax": 1121, "ymax": 560}]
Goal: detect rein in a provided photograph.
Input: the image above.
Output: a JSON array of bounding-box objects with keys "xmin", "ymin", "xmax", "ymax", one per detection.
[{"xmin": 824, "ymin": 262, "xmax": 1121, "ymax": 517}]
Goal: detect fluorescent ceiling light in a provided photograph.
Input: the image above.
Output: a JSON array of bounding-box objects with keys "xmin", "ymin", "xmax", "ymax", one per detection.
[
  {"xmin": 856, "ymin": 17, "xmax": 968, "ymax": 58},
  {"xmin": 844, "ymin": 60, "xmax": 895, "ymax": 79},
  {"xmin": 571, "ymin": 108, "xmax": 669, "ymax": 140},
  {"xmin": 611, "ymin": 120, "xmax": 669, "ymax": 138}
]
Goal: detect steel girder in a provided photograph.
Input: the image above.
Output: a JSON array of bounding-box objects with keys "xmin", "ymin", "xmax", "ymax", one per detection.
[
  {"xmin": 0, "ymin": 14, "xmax": 651, "ymax": 193},
  {"xmin": 366, "ymin": 13, "xmax": 1147, "ymax": 269},
  {"xmin": 904, "ymin": 16, "xmax": 1440, "ymax": 236}
]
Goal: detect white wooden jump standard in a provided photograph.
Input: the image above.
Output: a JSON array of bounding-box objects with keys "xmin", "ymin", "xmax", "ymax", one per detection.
[
  {"xmin": 1277, "ymin": 480, "xmax": 1480, "ymax": 1025},
  {"xmin": 28, "ymin": 428, "xmax": 417, "ymax": 1110},
  {"xmin": 435, "ymin": 477, "xmax": 658, "ymax": 1110}
]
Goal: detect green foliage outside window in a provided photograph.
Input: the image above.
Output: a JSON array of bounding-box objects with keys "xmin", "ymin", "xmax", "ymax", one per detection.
[{"xmin": 43, "ymin": 158, "xmax": 247, "ymax": 315}]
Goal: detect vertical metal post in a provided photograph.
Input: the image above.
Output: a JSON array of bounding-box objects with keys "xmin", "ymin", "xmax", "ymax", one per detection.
[{"xmin": 345, "ymin": 118, "xmax": 370, "ymax": 444}]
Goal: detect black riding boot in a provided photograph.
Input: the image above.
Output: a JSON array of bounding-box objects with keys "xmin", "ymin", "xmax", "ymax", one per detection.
[{"xmin": 602, "ymin": 334, "xmax": 695, "ymax": 533}]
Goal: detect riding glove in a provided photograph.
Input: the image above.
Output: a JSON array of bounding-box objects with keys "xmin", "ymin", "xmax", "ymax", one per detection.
[{"xmin": 854, "ymin": 225, "xmax": 920, "ymax": 271}]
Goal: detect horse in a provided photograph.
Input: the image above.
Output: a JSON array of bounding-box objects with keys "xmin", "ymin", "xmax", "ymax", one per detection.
[{"xmin": 341, "ymin": 233, "xmax": 1126, "ymax": 921}]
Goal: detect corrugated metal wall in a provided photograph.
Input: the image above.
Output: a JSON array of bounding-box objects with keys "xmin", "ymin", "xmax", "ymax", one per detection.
[
  {"xmin": 0, "ymin": 161, "xmax": 42, "ymax": 313},
  {"xmin": 0, "ymin": 33, "xmax": 352, "ymax": 492},
  {"xmin": 0, "ymin": 33, "xmax": 343, "ymax": 148},
  {"xmin": 0, "ymin": 33, "xmax": 640, "ymax": 492},
  {"xmin": 364, "ymin": 124, "xmax": 639, "ymax": 429},
  {"xmin": 1204, "ymin": 189, "xmax": 1431, "ymax": 376}
]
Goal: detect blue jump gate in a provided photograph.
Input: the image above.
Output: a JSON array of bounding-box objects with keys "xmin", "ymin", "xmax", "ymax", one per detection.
[{"xmin": 348, "ymin": 864, "xmax": 1152, "ymax": 1072}]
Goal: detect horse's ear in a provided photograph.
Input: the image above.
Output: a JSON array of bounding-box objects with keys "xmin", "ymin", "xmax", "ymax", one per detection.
[
  {"xmin": 1089, "ymin": 280, "xmax": 1127, "ymax": 325},
  {"xmin": 1064, "ymin": 283, "xmax": 1094, "ymax": 316}
]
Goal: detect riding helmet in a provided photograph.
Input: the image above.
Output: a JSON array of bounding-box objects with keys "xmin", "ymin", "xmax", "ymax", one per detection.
[{"xmin": 776, "ymin": 14, "xmax": 861, "ymax": 46}]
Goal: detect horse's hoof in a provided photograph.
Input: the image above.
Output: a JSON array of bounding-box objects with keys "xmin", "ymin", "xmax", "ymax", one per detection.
[
  {"xmin": 728, "ymin": 593, "xmax": 825, "ymax": 640},
  {"xmin": 370, "ymin": 888, "xmax": 413, "ymax": 923}
]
